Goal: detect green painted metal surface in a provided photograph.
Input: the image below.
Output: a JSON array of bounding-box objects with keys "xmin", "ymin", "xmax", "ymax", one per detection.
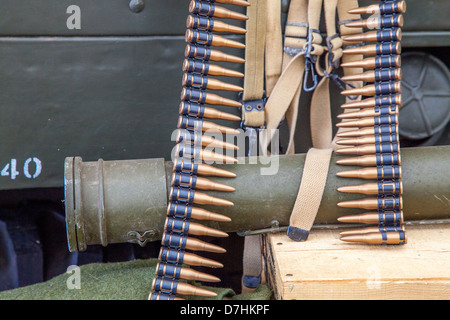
[{"xmin": 65, "ymin": 146, "xmax": 450, "ymax": 251}]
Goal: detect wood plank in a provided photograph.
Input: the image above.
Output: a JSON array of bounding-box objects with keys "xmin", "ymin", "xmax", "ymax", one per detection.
[{"xmin": 264, "ymin": 223, "xmax": 450, "ymax": 300}]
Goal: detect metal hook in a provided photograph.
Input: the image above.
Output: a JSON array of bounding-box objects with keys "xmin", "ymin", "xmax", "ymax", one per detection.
[{"xmin": 303, "ymin": 58, "xmax": 318, "ymax": 92}]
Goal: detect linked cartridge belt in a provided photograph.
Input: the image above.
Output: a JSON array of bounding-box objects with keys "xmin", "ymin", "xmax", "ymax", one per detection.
[
  {"xmin": 336, "ymin": 0, "xmax": 407, "ymax": 245},
  {"xmin": 149, "ymin": 0, "xmax": 248, "ymax": 300}
]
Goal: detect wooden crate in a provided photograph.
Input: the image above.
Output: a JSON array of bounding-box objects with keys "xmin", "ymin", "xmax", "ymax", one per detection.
[{"xmin": 263, "ymin": 223, "xmax": 450, "ymax": 300}]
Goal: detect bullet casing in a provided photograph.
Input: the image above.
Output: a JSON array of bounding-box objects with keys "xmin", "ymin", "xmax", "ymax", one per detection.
[
  {"xmin": 340, "ymin": 231, "xmax": 406, "ymax": 245},
  {"xmin": 186, "ymin": 15, "xmax": 246, "ymax": 34},
  {"xmin": 177, "ymin": 115, "xmax": 240, "ymax": 134},
  {"xmin": 182, "ymin": 59, "xmax": 244, "ymax": 78},
  {"xmin": 338, "ymin": 196, "xmax": 403, "ymax": 210},
  {"xmin": 341, "ymin": 68, "xmax": 401, "ymax": 83},
  {"xmin": 165, "ymin": 216, "xmax": 228, "ymax": 238},
  {"xmin": 159, "ymin": 247, "xmax": 223, "ymax": 268},
  {"xmin": 174, "ymin": 143, "xmax": 238, "ymax": 163},
  {"xmin": 343, "ymin": 28, "xmax": 402, "ymax": 43},
  {"xmin": 348, "ymin": 1, "xmax": 407, "ymax": 15},
  {"xmin": 345, "ymin": 14, "xmax": 404, "ymax": 29},
  {"xmin": 341, "ymin": 82, "xmax": 401, "ymax": 97},
  {"xmin": 148, "ymin": 292, "xmax": 183, "ymax": 300},
  {"xmin": 156, "ymin": 262, "xmax": 221, "ymax": 282},
  {"xmin": 343, "ymin": 42, "xmax": 401, "ymax": 56},
  {"xmin": 182, "ymin": 72, "xmax": 243, "ymax": 91},
  {"xmin": 189, "ymin": 0, "xmax": 248, "ymax": 21},
  {"xmin": 341, "ymin": 55, "xmax": 401, "ymax": 69},
  {"xmin": 185, "ymin": 44, "xmax": 245, "ymax": 63},
  {"xmin": 166, "ymin": 203, "xmax": 231, "ymax": 222},
  {"xmin": 169, "ymin": 186, "xmax": 234, "ymax": 206},
  {"xmin": 338, "ymin": 105, "xmax": 398, "ymax": 119},
  {"xmin": 337, "ymin": 132, "xmax": 398, "ymax": 146},
  {"xmin": 341, "ymin": 95, "xmax": 401, "ymax": 109},
  {"xmin": 336, "ymin": 153, "xmax": 401, "ymax": 167},
  {"xmin": 171, "ymin": 171, "xmax": 235, "ymax": 192},
  {"xmin": 209, "ymin": 0, "xmax": 250, "ymax": 6},
  {"xmin": 173, "ymin": 158, "xmax": 236, "ymax": 178},
  {"xmin": 181, "ymin": 87, "xmax": 242, "ymax": 107},
  {"xmin": 337, "ymin": 165, "xmax": 402, "ymax": 180},
  {"xmin": 179, "ymin": 101, "xmax": 241, "ymax": 121},
  {"xmin": 340, "ymin": 224, "xmax": 405, "ymax": 236},
  {"xmin": 337, "ymin": 181, "xmax": 402, "ymax": 195},
  {"xmin": 161, "ymin": 232, "xmax": 225, "ymax": 253},
  {"xmin": 336, "ymin": 124, "xmax": 398, "ymax": 137},
  {"xmin": 338, "ymin": 211, "xmax": 404, "ymax": 225},
  {"xmin": 152, "ymin": 277, "xmax": 217, "ymax": 297},
  {"xmin": 185, "ymin": 29, "xmax": 245, "ymax": 49}
]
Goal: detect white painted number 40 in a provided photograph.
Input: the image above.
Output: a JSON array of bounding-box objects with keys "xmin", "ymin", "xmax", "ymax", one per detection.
[{"xmin": 1, "ymin": 158, "xmax": 42, "ymax": 180}]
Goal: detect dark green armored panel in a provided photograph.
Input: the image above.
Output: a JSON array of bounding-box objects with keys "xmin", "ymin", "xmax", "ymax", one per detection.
[{"xmin": 0, "ymin": 1, "xmax": 245, "ymax": 191}]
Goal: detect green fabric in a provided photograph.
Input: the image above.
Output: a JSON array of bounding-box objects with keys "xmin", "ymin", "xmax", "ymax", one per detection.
[{"xmin": 0, "ymin": 258, "xmax": 272, "ymax": 300}]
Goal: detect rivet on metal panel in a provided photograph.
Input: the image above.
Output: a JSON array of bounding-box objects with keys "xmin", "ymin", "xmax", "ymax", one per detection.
[{"xmin": 129, "ymin": 0, "xmax": 145, "ymax": 13}]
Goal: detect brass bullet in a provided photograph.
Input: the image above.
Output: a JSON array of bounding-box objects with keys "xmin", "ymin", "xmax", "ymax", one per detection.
[
  {"xmin": 189, "ymin": 0, "xmax": 249, "ymax": 21},
  {"xmin": 337, "ymin": 142, "xmax": 398, "ymax": 155},
  {"xmin": 345, "ymin": 15, "xmax": 404, "ymax": 29},
  {"xmin": 340, "ymin": 68, "xmax": 402, "ymax": 83},
  {"xmin": 336, "ymin": 153, "xmax": 401, "ymax": 167},
  {"xmin": 340, "ymin": 231, "xmax": 407, "ymax": 245},
  {"xmin": 161, "ymin": 231, "xmax": 226, "ymax": 253},
  {"xmin": 185, "ymin": 29, "xmax": 245, "ymax": 49},
  {"xmin": 179, "ymin": 101, "xmax": 241, "ymax": 121},
  {"xmin": 337, "ymin": 181, "xmax": 403, "ymax": 195},
  {"xmin": 343, "ymin": 42, "xmax": 401, "ymax": 56},
  {"xmin": 174, "ymin": 143, "xmax": 238, "ymax": 164},
  {"xmin": 337, "ymin": 196, "xmax": 403, "ymax": 210},
  {"xmin": 337, "ymin": 105, "xmax": 398, "ymax": 119},
  {"xmin": 167, "ymin": 203, "xmax": 232, "ymax": 222},
  {"xmin": 348, "ymin": 1, "xmax": 407, "ymax": 15},
  {"xmin": 336, "ymin": 114, "xmax": 398, "ymax": 128},
  {"xmin": 182, "ymin": 72, "xmax": 244, "ymax": 92},
  {"xmin": 339, "ymin": 225, "xmax": 405, "ymax": 236},
  {"xmin": 183, "ymin": 59, "xmax": 244, "ymax": 78},
  {"xmin": 156, "ymin": 262, "xmax": 221, "ymax": 283},
  {"xmin": 186, "ymin": 15, "xmax": 247, "ymax": 34},
  {"xmin": 148, "ymin": 292, "xmax": 185, "ymax": 300},
  {"xmin": 336, "ymin": 132, "xmax": 398, "ymax": 146},
  {"xmin": 176, "ymin": 128, "xmax": 239, "ymax": 150},
  {"xmin": 340, "ymin": 55, "xmax": 401, "ymax": 69},
  {"xmin": 152, "ymin": 277, "xmax": 217, "ymax": 297},
  {"xmin": 170, "ymin": 186, "xmax": 234, "ymax": 206},
  {"xmin": 343, "ymin": 28, "xmax": 402, "ymax": 43},
  {"xmin": 341, "ymin": 95, "xmax": 402, "ymax": 109},
  {"xmin": 211, "ymin": 0, "xmax": 250, "ymax": 7},
  {"xmin": 336, "ymin": 166, "xmax": 401, "ymax": 179},
  {"xmin": 181, "ymin": 87, "xmax": 242, "ymax": 108},
  {"xmin": 173, "ymin": 158, "xmax": 236, "ymax": 179},
  {"xmin": 337, "ymin": 211, "xmax": 404, "ymax": 225},
  {"xmin": 336, "ymin": 124, "xmax": 398, "ymax": 137},
  {"xmin": 188, "ymin": 221, "xmax": 229, "ymax": 238},
  {"xmin": 177, "ymin": 116, "xmax": 240, "ymax": 135},
  {"xmin": 159, "ymin": 247, "xmax": 224, "ymax": 268},
  {"xmin": 172, "ymin": 171, "xmax": 236, "ymax": 192},
  {"xmin": 341, "ymin": 82, "xmax": 401, "ymax": 97},
  {"xmin": 185, "ymin": 44, "xmax": 245, "ymax": 63}
]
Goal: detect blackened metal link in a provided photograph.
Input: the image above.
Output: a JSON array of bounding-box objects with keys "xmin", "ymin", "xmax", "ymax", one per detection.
[
  {"xmin": 376, "ymin": 165, "xmax": 401, "ymax": 180},
  {"xmin": 377, "ymin": 180, "xmax": 402, "ymax": 195},
  {"xmin": 162, "ymin": 232, "xmax": 189, "ymax": 250}
]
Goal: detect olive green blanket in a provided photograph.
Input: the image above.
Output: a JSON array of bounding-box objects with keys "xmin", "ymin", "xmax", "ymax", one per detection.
[{"xmin": 0, "ymin": 258, "xmax": 272, "ymax": 300}]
